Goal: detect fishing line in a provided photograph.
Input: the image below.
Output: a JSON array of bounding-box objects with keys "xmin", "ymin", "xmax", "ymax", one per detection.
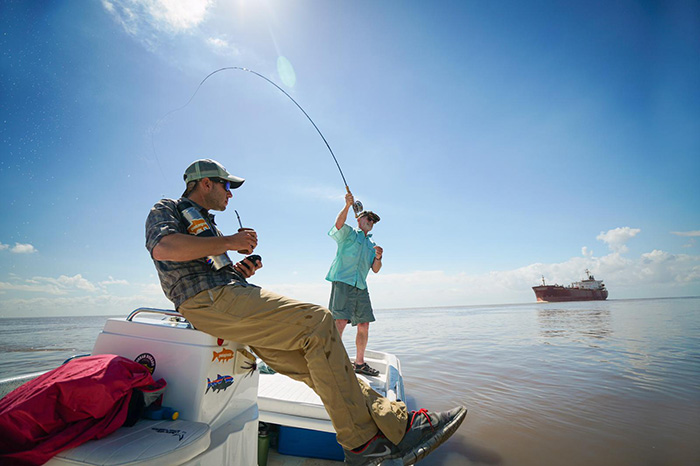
[{"xmin": 151, "ymin": 66, "xmax": 363, "ymax": 215}]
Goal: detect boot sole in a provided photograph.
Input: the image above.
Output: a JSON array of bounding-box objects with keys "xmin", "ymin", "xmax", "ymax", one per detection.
[{"xmin": 400, "ymin": 406, "xmax": 468, "ymax": 465}]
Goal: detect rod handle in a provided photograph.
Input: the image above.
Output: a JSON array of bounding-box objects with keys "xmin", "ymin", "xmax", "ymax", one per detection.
[{"xmin": 345, "ymin": 185, "xmax": 360, "ymax": 218}]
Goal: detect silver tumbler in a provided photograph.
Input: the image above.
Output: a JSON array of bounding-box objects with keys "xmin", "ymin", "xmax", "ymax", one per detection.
[{"xmin": 180, "ymin": 206, "xmax": 233, "ymax": 270}]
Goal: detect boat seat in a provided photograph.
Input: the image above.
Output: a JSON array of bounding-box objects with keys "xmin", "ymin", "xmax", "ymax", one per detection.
[{"xmin": 44, "ymin": 419, "xmax": 210, "ymax": 466}]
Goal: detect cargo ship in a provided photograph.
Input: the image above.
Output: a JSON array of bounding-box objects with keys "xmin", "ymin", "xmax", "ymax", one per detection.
[{"xmin": 533, "ymin": 269, "xmax": 608, "ymax": 302}]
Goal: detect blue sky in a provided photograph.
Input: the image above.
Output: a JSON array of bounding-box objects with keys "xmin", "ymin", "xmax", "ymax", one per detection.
[{"xmin": 1, "ymin": 0, "xmax": 699, "ymax": 317}]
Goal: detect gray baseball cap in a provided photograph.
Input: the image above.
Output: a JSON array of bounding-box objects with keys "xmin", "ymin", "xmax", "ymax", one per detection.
[
  {"xmin": 358, "ymin": 211, "xmax": 380, "ymax": 223},
  {"xmin": 183, "ymin": 159, "xmax": 245, "ymax": 188}
]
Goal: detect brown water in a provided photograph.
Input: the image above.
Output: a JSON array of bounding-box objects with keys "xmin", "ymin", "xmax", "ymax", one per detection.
[
  {"xmin": 1, "ymin": 298, "xmax": 699, "ymax": 465},
  {"xmin": 345, "ymin": 298, "xmax": 700, "ymax": 466}
]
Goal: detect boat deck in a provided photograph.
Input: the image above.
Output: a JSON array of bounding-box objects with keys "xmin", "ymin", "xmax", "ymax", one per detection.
[
  {"xmin": 258, "ymin": 350, "xmax": 403, "ymax": 433},
  {"xmin": 257, "ymin": 349, "xmax": 404, "ymax": 465}
]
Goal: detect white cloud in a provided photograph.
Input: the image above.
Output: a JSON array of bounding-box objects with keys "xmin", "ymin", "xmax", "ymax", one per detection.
[
  {"xmin": 150, "ymin": 0, "xmax": 212, "ymax": 32},
  {"xmin": 0, "ymin": 274, "xmax": 172, "ymax": 317},
  {"xmin": 207, "ymin": 36, "xmax": 227, "ymax": 48},
  {"xmin": 101, "ymin": 0, "xmax": 252, "ymax": 76},
  {"xmin": 641, "ymin": 249, "xmax": 670, "ymax": 262},
  {"xmin": 0, "ymin": 291, "xmax": 172, "ymax": 318},
  {"xmin": 0, "ymin": 281, "xmax": 65, "ymax": 295},
  {"xmin": 141, "ymin": 282, "xmax": 168, "ymax": 299},
  {"xmin": 0, "ymin": 274, "xmax": 98, "ymax": 295},
  {"xmin": 2, "ymin": 228, "xmax": 698, "ymax": 317},
  {"xmin": 671, "ymin": 230, "xmax": 700, "ymax": 237},
  {"xmin": 671, "ymin": 231, "xmax": 699, "ymax": 249},
  {"xmin": 597, "ymin": 227, "xmax": 641, "ymax": 253},
  {"xmin": 102, "ymin": 0, "xmax": 213, "ymax": 39},
  {"xmin": 264, "ymin": 246, "xmax": 700, "ymax": 308},
  {"xmin": 99, "ymin": 276, "xmax": 130, "ymax": 286},
  {"xmin": 10, "ymin": 243, "xmax": 38, "ymax": 254},
  {"xmin": 0, "ymin": 242, "xmax": 38, "ymax": 253},
  {"xmin": 56, "ymin": 275, "xmax": 99, "ymax": 292},
  {"xmin": 207, "ymin": 36, "xmax": 241, "ymax": 57},
  {"xmin": 385, "ymin": 248, "xmax": 698, "ymax": 306},
  {"xmin": 2, "ymin": 245, "xmax": 698, "ymax": 317}
]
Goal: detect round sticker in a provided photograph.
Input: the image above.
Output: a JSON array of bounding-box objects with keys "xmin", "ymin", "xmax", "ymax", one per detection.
[{"xmin": 135, "ymin": 353, "xmax": 156, "ymax": 374}]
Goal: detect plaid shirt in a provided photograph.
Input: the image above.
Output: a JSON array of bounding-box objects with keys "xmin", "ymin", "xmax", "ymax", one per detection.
[{"xmin": 145, "ymin": 197, "xmax": 250, "ymax": 308}]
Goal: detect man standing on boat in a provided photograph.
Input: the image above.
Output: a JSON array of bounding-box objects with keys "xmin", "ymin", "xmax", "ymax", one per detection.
[
  {"xmin": 327, "ymin": 192, "xmax": 383, "ymax": 377},
  {"xmin": 145, "ymin": 158, "xmax": 466, "ymax": 465}
]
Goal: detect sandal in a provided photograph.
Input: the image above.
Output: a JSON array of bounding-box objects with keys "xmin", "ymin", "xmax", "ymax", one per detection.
[{"xmin": 353, "ymin": 362, "xmax": 379, "ymax": 377}]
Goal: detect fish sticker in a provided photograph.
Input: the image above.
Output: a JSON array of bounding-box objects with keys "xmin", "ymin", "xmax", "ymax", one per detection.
[
  {"xmin": 206, "ymin": 374, "xmax": 234, "ymax": 394},
  {"xmin": 212, "ymin": 348, "xmax": 234, "ymax": 363},
  {"xmin": 186, "ymin": 218, "xmax": 210, "ymax": 236}
]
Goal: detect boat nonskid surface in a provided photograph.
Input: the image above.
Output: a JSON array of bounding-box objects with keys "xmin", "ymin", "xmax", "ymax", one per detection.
[
  {"xmin": 257, "ymin": 349, "xmax": 404, "ymax": 433},
  {"xmin": 44, "ymin": 418, "xmax": 212, "ymax": 466}
]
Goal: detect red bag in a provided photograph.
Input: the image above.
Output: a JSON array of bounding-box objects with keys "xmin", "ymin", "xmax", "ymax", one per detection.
[{"xmin": 0, "ymin": 354, "xmax": 161, "ymax": 466}]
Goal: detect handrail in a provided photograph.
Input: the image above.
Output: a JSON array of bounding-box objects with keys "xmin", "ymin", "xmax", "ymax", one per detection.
[{"xmin": 126, "ymin": 307, "xmax": 194, "ymax": 329}]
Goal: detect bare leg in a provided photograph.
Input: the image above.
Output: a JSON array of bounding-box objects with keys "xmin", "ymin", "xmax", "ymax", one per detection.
[
  {"xmin": 335, "ymin": 319, "xmax": 348, "ymax": 338},
  {"xmin": 355, "ymin": 322, "xmax": 369, "ymax": 364}
]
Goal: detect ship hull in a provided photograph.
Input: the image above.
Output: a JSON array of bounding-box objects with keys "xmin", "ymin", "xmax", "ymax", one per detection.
[{"xmin": 532, "ymin": 286, "xmax": 608, "ymax": 302}]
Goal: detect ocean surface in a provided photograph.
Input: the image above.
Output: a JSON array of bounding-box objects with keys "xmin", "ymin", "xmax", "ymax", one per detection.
[{"xmin": 1, "ymin": 297, "xmax": 699, "ymax": 466}]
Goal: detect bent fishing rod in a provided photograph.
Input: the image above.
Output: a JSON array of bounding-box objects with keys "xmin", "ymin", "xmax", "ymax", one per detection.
[{"xmin": 152, "ymin": 66, "xmax": 363, "ymax": 217}]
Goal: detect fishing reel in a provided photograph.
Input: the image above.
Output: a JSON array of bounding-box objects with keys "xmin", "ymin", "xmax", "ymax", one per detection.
[
  {"xmin": 352, "ymin": 199, "xmax": 363, "ymax": 217},
  {"xmin": 346, "ymin": 186, "xmax": 363, "ymax": 217}
]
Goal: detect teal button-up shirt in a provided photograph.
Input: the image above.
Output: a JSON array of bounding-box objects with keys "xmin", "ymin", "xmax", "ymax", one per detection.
[{"xmin": 325, "ymin": 224, "xmax": 376, "ymax": 290}]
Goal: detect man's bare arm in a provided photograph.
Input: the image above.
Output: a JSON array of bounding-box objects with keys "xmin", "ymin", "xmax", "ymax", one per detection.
[
  {"xmin": 335, "ymin": 192, "xmax": 354, "ymax": 230},
  {"xmin": 152, "ymin": 230, "xmax": 257, "ymax": 262}
]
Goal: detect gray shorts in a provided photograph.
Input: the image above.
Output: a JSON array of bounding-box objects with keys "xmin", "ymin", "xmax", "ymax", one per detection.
[{"xmin": 329, "ymin": 281, "xmax": 375, "ymax": 326}]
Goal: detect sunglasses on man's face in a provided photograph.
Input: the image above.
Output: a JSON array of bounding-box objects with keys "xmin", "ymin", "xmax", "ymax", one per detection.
[{"xmin": 211, "ymin": 178, "xmax": 232, "ymax": 191}]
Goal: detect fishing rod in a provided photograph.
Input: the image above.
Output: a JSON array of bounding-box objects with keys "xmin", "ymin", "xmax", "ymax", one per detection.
[{"xmin": 152, "ymin": 66, "xmax": 363, "ymax": 217}]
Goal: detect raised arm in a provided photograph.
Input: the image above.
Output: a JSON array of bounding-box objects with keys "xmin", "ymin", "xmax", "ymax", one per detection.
[{"xmin": 335, "ymin": 192, "xmax": 354, "ymax": 230}]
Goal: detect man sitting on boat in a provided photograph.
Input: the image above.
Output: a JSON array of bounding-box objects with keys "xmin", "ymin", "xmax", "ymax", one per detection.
[
  {"xmin": 145, "ymin": 158, "xmax": 466, "ymax": 465},
  {"xmin": 327, "ymin": 191, "xmax": 383, "ymax": 377}
]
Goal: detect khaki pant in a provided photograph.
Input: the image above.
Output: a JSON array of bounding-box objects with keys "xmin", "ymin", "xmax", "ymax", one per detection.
[{"xmin": 178, "ymin": 284, "xmax": 407, "ymax": 449}]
